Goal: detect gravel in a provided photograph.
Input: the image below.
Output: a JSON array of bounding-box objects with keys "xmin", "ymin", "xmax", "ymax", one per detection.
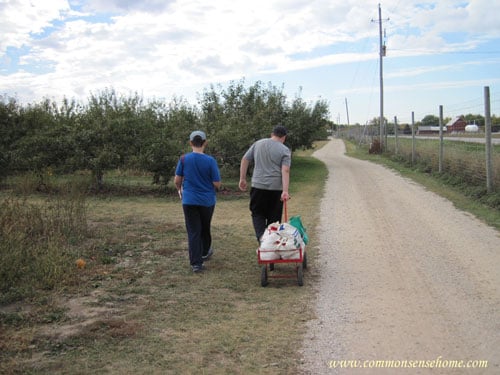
[{"xmin": 299, "ymin": 138, "xmax": 500, "ymax": 374}]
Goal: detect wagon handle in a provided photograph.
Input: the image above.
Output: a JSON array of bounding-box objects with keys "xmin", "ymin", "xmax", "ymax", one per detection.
[{"xmin": 283, "ymin": 199, "xmax": 288, "ymax": 222}]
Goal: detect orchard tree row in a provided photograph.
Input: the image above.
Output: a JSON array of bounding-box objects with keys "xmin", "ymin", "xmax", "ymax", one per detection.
[{"xmin": 0, "ymin": 80, "xmax": 331, "ymax": 187}]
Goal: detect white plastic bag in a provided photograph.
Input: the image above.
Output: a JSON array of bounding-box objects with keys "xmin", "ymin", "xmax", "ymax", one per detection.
[
  {"xmin": 258, "ymin": 221, "xmax": 305, "ymax": 260},
  {"xmin": 280, "ymin": 245, "xmax": 304, "ymax": 260},
  {"xmin": 258, "ymin": 222, "xmax": 281, "ymax": 260},
  {"xmin": 257, "ymin": 248, "xmax": 281, "ymax": 260},
  {"xmin": 276, "ymin": 223, "xmax": 304, "ymax": 251}
]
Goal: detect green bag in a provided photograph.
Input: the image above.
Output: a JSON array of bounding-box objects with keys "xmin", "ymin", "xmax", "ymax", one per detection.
[{"xmin": 288, "ymin": 215, "xmax": 309, "ymax": 245}]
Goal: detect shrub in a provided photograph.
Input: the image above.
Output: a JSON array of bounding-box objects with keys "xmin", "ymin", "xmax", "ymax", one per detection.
[{"xmin": 369, "ymin": 138, "xmax": 382, "ymax": 154}]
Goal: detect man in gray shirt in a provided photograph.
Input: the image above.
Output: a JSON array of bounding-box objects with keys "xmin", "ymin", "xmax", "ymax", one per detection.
[{"xmin": 239, "ymin": 125, "xmax": 291, "ymax": 242}]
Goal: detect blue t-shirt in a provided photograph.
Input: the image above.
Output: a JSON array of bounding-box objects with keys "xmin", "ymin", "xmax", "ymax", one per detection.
[{"xmin": 175, "ymin": 152, "xmax": 221, "ymax": 206}]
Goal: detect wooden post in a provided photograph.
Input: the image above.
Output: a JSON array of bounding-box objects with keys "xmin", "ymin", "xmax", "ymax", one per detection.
[
  {"xmin": 394, "ymin": 116, "xmax": 398, "ymax": 155},
  {"xmin": 439, "ymin": 105, "xmax": 444, "ymax": 174},
  {"xmin": 484, "ymin": 86, "xmax": 493, "ymax": 193},
  {"xmin": 411, "ymin": 111, "xmax": 416, "ymax": 166}
]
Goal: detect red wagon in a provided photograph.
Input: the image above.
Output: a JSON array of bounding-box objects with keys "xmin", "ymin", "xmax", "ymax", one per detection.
[{"xmin": 257, "ymin": 201, "xmax": 308, "ymax": 287}]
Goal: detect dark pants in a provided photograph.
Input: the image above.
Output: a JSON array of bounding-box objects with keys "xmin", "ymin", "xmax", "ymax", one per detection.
[
  {"xmin": 249, "ymin": 188, "xmax": 283, "ymax": 242},
  {"xmin": 182, "ymin": 204, "xmax": 215, "ymax": 267}
]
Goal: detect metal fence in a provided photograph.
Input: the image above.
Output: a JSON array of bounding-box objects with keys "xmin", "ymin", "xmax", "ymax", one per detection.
[
  {"xmin": 389, "ymin": 136, "xmax": 499, "ymax": 190},
  {"xmin": 338, "ymin": 87, "xmax": 499, "ymax": 192},
  {"xmin": 340, "ymin": 128, "xmax": 499, "ymax": 192}
]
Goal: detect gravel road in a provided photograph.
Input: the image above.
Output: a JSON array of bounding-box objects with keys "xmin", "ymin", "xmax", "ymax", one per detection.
[{"xmin": 300, "ymin": 138, "xmax": 500, "ymax": 374}]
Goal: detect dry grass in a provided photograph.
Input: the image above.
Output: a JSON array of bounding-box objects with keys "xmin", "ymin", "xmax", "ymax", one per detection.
[{"xmin": 0, "ymin": 150, "xmax": 327, "ymax": 374}]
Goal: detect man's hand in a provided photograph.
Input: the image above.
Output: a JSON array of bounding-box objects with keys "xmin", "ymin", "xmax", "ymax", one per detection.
[
  {"xmin": 281, "ymin": 191, "xmax": 290, "ymax": 201},
  {"xmin": 239, "ymin": 179, "xmax": 247, "ymax": 191}
]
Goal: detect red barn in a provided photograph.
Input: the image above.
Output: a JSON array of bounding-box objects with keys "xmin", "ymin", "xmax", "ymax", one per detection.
[{"xmin": 446, "ymin": 116, "xmax": 467, "ymax": 133}]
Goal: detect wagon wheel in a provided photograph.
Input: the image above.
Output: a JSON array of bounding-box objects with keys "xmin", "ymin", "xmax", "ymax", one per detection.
[
  {"xmin": 261, "ymin": 265, "xmax": 269, "ymax": 287},
  {"xmin": 297, "ymin": 263, "xmax": 304, "ymax": 286},
  {"xmin": 269, "ymin": 263, "xmax": 274, "ymax": 271},
  {"xmin": 302, "ymin": 251, "xmax": 307, "ymax": 270}
]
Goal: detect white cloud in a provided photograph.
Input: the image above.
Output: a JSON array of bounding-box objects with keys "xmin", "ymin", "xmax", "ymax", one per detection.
[
  {"xmin": 83, "ymin": 0, "xmax": 175, "ymax": 13},
  {"xmin": 463, "ymin": 0, "xmax": 500, "ymax": 35},
  {"xmin": 1, "ymin": 0, "xmax": 499, "ymax": 123},
  {"xmin": 386, "ymin": 58, "xmax": 500, "ymax": 80},
  {"xmin": 0, "ymin": 0, "xmax": 70, "ymax": 52}
]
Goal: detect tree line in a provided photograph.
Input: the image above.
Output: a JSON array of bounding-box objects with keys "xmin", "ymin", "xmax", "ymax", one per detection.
[{"xmin": 0, "ymin": 80, "xmax": 331, "ymax": 188}]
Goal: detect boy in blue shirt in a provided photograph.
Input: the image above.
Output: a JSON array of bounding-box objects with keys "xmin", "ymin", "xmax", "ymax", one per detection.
[{"xmin": 175, "ymin": 131, "xmax": 221, "ymax": 272}]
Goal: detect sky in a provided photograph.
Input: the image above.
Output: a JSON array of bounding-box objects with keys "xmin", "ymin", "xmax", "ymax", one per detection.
[{"xmin": 1, "ymin": 0, "xmax": 500, "ymax": 125}]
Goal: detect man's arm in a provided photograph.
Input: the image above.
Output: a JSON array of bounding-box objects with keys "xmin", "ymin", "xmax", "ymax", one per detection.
[
  {"xmin": 239, "ymin": 157, "xmax": 250, "ymax": 191},
  {"xmin": 281, "ymin": 165, "xmax": 290, "ymax": 201}
]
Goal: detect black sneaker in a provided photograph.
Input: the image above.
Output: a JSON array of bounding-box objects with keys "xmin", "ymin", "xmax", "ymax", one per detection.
[
  {"xmin": 192, "ymin": 265, "xmax": 203, "ymax": 273},
  {"xmin": 202, "ymin": 248, "xmax": 214, "ymax": 261}
]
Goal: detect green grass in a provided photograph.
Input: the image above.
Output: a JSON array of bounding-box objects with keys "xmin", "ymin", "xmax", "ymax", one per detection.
[
  {"xmin": 345, "ymin": 139, "xmax": 500, "ymax": 230},
  {"xmin": 0, "ymin": 151, "xmax": 327, "ymax": 374}
]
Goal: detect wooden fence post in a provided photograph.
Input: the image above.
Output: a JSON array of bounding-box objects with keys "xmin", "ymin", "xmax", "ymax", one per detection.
[
  {"xmin": 484, "ymin": 86, "xmax": 493, "ymax": 193},
  {"xmin": 439, "ymin": 105, "xmax": 444, "ymax": 174},
  {"xmin": 411, "ymin": 111, "xmax": 416, "ymax": 166}
]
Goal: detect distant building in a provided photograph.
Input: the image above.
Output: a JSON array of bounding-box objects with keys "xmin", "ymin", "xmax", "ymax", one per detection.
[
  {"xmin": 417, "ymin": 126, "xmax": 444, "ymax": 135},
  {"xmin": 446, "ymin": 116, "xmax": 467, "ymax": 133}
]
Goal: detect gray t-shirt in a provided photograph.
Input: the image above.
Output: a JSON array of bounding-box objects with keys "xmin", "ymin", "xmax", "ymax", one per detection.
[{"xmin": 243, "ymin": 138, "xmax": 291, "ymax": 190}]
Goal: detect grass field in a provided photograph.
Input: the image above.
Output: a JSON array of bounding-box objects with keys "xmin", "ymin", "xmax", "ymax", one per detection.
[
  {"xmin": 0, "ymin": 144, "xmax": 327, "ymax": 374},
  {"xmin": 3, "ymin": 137, "xmax": 496, "ymax": 374}
]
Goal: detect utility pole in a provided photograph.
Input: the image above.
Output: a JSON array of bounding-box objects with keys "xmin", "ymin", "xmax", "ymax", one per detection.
[{"xmin": 372, "ymin": 4, "xmax": 388, "ymax": 151}]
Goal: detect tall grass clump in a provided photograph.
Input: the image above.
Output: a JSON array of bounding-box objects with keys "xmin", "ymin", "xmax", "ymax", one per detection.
[
  {"xmin": 0, "ymin": 193, "xmax": 88, "ymax": 303},
  {"xmin": 8, "ymin": 171, "xmax": 95, "ymax": 196}
]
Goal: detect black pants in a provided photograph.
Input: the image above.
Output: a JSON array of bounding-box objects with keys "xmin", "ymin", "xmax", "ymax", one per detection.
[
  {"xmin": 249, "ymin": 188, "xmax": 283, "ymax": 242},
  {"xmin": 182, "ymin": 204, "xmax": 215, "ymax": 267}
]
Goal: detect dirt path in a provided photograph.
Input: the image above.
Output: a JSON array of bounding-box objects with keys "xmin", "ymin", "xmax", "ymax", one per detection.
[{"xmin": 300, "ymin": 139, "xmax": 500, "ymax": 374}]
